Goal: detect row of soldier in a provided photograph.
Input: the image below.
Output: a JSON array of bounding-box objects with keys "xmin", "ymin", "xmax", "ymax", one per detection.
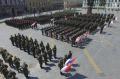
[
  {"xmin": 5, "ymin": 19, "xmax": 34, "ymax": 30},
  {"xmin": 0, "ymin": 48, "xmax": 29, "ymax": 79},
  {"xmin": 41, "ymin": 13, "xmax": 115, "ymax": 47},
  {"xmin": 24, "ymin": 15, "xmax": 52, "ymax": 24},
  {"xmin": 0, "ymin": 59, "xmax": 17, "ymax": 79},
  {"xmin": 10, "ymin": 33, "xmax": 57, "ymax": 68}
]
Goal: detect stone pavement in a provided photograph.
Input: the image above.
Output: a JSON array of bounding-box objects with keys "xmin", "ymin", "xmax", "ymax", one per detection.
[{"xmin": 0, "ymin": 9, "xmax": 120, "ymax": 79}]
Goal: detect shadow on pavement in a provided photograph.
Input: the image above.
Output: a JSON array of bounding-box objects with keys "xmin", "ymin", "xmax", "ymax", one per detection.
[
  {"xmin": 28, "ymin": 76, "xmax": 39, "ymax": 79},
  {"xmin": 46, "ymin": 63, "xmax": 56, "ymax": 67},
  {"xmin": 42, "ymin": 66, "xmax": 51, "ymax": 72},
  {"xmin": 72, "ymin": 64, "xmax": 80, "ymax": 67},
  {"xmin": 66, "ymin": 73, "xmax": 87, "ymax": 79},
  {"xmin": 51, "ymin": 59, "xmax": 59, "ymax": 63}
]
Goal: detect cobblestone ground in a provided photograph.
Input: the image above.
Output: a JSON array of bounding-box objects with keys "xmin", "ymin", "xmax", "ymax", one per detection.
[{"xmin": 0, "ymin": 9, "xmax": 120, "ymax": 79}]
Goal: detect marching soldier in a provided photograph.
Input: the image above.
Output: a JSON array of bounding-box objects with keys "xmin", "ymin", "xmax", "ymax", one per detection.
[
  {"xmin": 47, "ymin": 48, "xmax": 52, "ymax": 61},
  {"xmin": 52, "ymin": 45, "xmax": 57, "ymax": 59},
  {"xmin": 23, "ymin": 63, "xmax": 29, "ymax": 79},
  {"xmin": 10, "ymin": 35, "xmax": 14, "ymax": 46},
  {"xmin": 67, "ymin": 51, "xmax": 72, "ymax": 59},
  {"xmin": 8, "ymin": 55, "xmax": 14, "ymax": 68},
  {"xmin": 13, "ymin": 57, "xmax": 20, "ymax": 71},
  {"xmin": 58, "ymin": 58, "xmax": 64, "ymax": 75},
  {"xmin": 46, "ymin": 43, "xmax": 50, "ymax": 51},
  {"xmin": 43, "ymin": 51, "xmax": 48, "ymax": 65},
  {"xmin": 63, "ymin": 55, "xmax": 68, "ymax": 64},
  {"xmin": 41, "ymin": 45, "xmax": 45, "ymax": 54},
  {"xmin": 40, "ymin": 41, "xmax": 44, "ymax": 48},
  {"xmin": 38, "ymin": 54, "xmax": 43, "ymax": 68}
]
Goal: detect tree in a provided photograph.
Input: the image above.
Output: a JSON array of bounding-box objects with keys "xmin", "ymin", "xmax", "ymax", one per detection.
[{"xmin": 87, "ymin": 0, "xmax": 95, "ymax": 14}]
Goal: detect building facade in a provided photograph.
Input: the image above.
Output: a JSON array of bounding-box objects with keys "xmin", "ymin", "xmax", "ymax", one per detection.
[
  {"xmin": 0, "ymin": 0, "xmax": 26, "ymax": 17},
  {"xmin": 83, "ymin": 0, "xmax": 120, "ymax": 10},
  {"xmin": 26, "ymin": 0, "xmax": 64, "ymax": 13},
  {"xmin": 64, "ymin": 0, "xmax": 83, "ymax": 9}
]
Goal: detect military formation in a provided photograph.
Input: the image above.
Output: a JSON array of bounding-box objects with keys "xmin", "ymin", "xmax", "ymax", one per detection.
[
  {"xmin": 0, "ymin": 59, "xmax": 17, "ymax": 79},
  {"xmin": 0, "ymin": 48, "xmax": 29, "ymax": 79},
  {"xmin": 41, "ymin": 13, "xmax": 115, "ymax": 47},
  {"xmin": 24, "ymin": 15, "xmax": 52, "ymax": 24},
  {"xmin": 5, "ymin": 19, "xmax": 34, "ymax": 30},
  {"xmin": 10, "ymin": 33, "xmax": 57, "ymax": 68}
]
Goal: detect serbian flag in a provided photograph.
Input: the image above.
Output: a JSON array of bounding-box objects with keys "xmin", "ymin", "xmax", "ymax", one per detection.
[
  {"xmin": 65, "ymin": 57, "xmax": 77, "ymax": 66},
  {"xmin": 61, "ymin": 64, "xmax": 72, "ymax": 73}
]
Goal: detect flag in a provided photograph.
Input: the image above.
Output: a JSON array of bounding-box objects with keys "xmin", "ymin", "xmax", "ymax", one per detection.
[
  {"xmin": 61, "ymin": 64, "xmax": 72, "ymax": 73},
  {"xmin": 65, "ymin": 57, "xmax": 77, "ymax": 66}
]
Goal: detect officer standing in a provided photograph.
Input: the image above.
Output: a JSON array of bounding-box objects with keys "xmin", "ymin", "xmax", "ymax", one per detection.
[
  {"xmin": 67, "ymin": 51, "xmax": 72, "ymax": 59},
  {"xmin": 52, "ymin": 45, "xmax": 57, "ymax": 59},
  {"xmin": 43, "ymin": 51, "xmax": 48, "ymax": 65},
  {"xmin": 10, "ymin": 35, "xmax": 14, "ymax": 46},
  {"xmin": 58, "ymin": 58, "xmax": 64, "ymax": 75},
  {"xmin": 47, "ymin": 48, "xmax": 52, "ymax": 61},
  {"xmin": 23, "ymin": 63, "xmax": 29, "ymax": 79},
  {"xmin": 38, "ymin": 54, "xmax": 43, "ymax": 68},
  {"xmin": 8, "ymin": 55, "xmax": 14, "ymax": 68}
]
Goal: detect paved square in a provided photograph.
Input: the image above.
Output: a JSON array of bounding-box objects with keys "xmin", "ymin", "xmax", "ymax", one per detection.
[{"xmin": 0, "ymin": 9, "xmax": 120, "ymax": 79}]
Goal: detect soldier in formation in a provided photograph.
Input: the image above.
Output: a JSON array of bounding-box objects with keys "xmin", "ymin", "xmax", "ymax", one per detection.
[
  {"xmin": 5, "ymin": 19, "xmax": 34, "ymax": 30},
  {"xmin": 41, "ymin": 13, "xmax": 115, "ymax": 47},
  {"xmin": 9, "ymin": 34, "xmax": 57, "ymax": 69},
  {"xmin": 0, "ymin": 49, "xmax": 30, "ymax": 79}
]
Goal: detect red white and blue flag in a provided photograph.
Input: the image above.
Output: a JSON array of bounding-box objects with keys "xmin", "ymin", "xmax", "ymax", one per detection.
[{"xmin": 61, "ymin": 57, "xmax": 77, "ymax": 73}]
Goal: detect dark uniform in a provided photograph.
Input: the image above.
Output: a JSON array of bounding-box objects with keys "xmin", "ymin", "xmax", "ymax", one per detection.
[
  {"xmin": 67, "ymin": 51, "xmax": 72, "ymax": 59},
  {"xmin": 38, "ymin": 54, "xmax": 43, "ymax": 68},
  {"xmin": 14, "ymin": 57, "xmax": 20, "ymax": 71},
  {"xmin": 10, "ymin": 35, "xmax": 14, "ymax": 46},
  {"xmin": 23, "ymin": 65, "xmax": 29, "ymax": 79},
  {"xmin": 47, "ymin": 48, "xmax": 52, "ymax": 61},
  {"xmin": 58, "ymin": 58, "xmax": 64, "ymax": 75},
  {"xmin": 8, "ymin": 55, "xmax": 14, "ymax": 67},
  {"xmin": 52, "ymin": 45, "xmax": 57, "ymax": 58},
  {"xmin": 43, "ymin": 52, "xmax": 48, "ymax": 65}
]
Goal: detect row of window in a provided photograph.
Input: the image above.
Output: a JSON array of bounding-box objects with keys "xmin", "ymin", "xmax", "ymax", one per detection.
[
  {"xmin": 84, "ymin": 0, "xmax": 120, "ymax": 2},
  {"xmin": 0, "ymin": 0, "xmax": 25, "ymax": 5},
  {"xmin": 29, "ymin": 1, "xmax": 49, "ymax": 7}
]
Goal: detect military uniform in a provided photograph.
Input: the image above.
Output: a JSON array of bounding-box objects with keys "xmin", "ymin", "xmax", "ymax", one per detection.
[{"xmin": 38, "ymin": 54, "xmax": 43, "ymax": 68}]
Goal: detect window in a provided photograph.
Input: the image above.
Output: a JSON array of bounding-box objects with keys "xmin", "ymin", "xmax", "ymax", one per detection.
[
  {"xmin": 29, "ymin": 2, "xmax": 31, "ymax": 6},
  {"xmin": 0, "ymin": 0, "xmax": 2, "ymax": 4},
  {"xmin": 10, "ymin": 0, "xmax": 12, "ymax": 5},
  {"xmin": 5, "ymin": 0, "xmax": 7, "ymax": 5}
]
